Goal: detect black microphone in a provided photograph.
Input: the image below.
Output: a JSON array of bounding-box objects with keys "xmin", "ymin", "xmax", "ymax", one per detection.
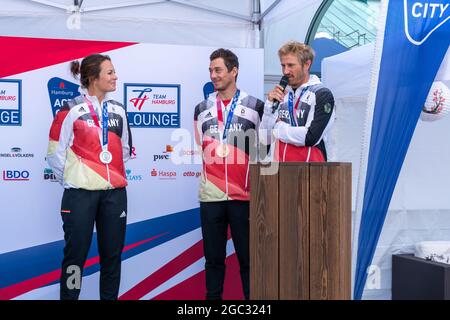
[{"xmin": 272, "ymin": 75, "xmax": 289, "ymax": 113}]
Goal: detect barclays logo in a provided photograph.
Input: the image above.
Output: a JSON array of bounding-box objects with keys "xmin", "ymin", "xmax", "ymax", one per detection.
[
  {"xmin": 126, "ymin": 169, "xmax": 143, "ymax": 181},
  {"xmin": 404, "ymin": 0, "xmax": 450, "ymax": 45}
]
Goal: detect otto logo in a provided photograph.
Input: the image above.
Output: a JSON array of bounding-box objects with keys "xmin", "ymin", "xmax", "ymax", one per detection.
[
  {"xmin": 2, "ymin": 170, "xmax": 30, "ymax": 181},
  {"xmin": 0, "ymin": 79, "xmax": 21, "ymax": 126},
  {"xmin": 153, "ymin": 145, "xmax": 173, "ymax": 161},
  {"xmin": 125, "ymin": 83, "xmax": 180, "ymax": 128},
  {"xmin": 405, "ymin": 0, "xmax": 450, "ymax": 45},
  {"xmin": 183, "ymin": 171, "xmax": 201, "ymax": 178}
]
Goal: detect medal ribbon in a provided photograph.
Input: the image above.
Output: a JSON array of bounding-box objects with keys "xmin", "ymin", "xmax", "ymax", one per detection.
[
  {"xmin": 85, "ymin": 97, "xmax": 109, "ymax": 152},
  {"xmin": 288, "ymin": 86, "xmax": 308, "ymax": 127},
  {"xmin": 216, "ymin": 89, "xmax": 240, "ymax": 144}
]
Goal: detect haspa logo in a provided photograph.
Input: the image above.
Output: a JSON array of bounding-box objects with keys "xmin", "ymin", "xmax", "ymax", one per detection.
[
  {"xmin": 0, "ymin": 147, "xmax": 34, "ymax": 158},
  {"xmin": 150, "ymin": 169, "xmax": 176, "ymax": 180},
  {"xmin": 153, "ymin": 145, "xmax": 173, "ymax": 161},
  {"xmin": 0, "ymin": 79, "xmax": 22, "ymax": 126},
  {"xmin": 47, "ymin": 77, "xmax": 80, "ymax": 118},
  {"xmin": 125, "ymin": 83, "xmax": 180, "ymax": 128},
  {"xmin": 2, "ymin": 170, "xmax": 30, "ymax": 181}
]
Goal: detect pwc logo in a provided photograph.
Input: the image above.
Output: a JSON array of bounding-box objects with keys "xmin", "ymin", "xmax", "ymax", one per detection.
[
  {"xmin": 405, "ymin": 0, "xmax": 450, "ymax": 45},
  {"xmin": 153, "ymin": 145, "xmax": 173, "ymax": 162},
  {"xmin": 2, "ymin": 170, "xmax": 30, "ymax": 181}
]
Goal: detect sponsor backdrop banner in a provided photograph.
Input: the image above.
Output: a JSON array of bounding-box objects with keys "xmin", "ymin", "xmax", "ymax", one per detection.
[
  {"xmin": 353, "ymin": 0, "xmax": 450, "ymax": 299},
  {"xmin": 0, "ymin": 36, "xmax": 263, "ymax": 300}
]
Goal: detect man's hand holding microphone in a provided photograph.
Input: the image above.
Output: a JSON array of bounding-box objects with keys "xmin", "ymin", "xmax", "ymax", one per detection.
[{"xmin": 268, "ymin": 75, "xmax": 289, "ymax": 114}]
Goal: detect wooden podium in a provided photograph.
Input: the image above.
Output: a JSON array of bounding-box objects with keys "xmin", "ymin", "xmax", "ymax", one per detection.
[{"xmin": 249, "ymin": 162, "xmax": 351, "ymax": 300}]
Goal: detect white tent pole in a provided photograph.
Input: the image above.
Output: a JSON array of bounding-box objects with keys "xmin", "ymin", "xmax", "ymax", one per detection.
[
  {"xmin": 252, "ymin": 0, "xmax": 261, "ymax": 48},
  {"xmin": 259, "ymin": 0, "xmax": 283, "ymax": 22}
]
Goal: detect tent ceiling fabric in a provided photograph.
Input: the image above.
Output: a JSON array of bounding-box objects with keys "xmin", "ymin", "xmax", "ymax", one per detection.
[
  {"xmin": 1, "ymin": 0, "xmax": 267, "ymax": 47},
  {"xmin": 1, "ymin": 0, "xmax": 322, "ymax": 49},
  {"xmin": 25, "ymin": 0, "xmax": 262, "ymax": 21}
]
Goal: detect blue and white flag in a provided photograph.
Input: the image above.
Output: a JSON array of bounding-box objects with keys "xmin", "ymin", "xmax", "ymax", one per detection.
[{"xmin": 354, "ymin": 0, "xmax": 450, "ymax": 299}]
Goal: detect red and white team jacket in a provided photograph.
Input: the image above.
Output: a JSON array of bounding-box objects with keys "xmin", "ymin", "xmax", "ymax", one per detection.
[
  {"xmin": 47, "ymin": 93, "xmax": 132, "ymax": 190},
  {"xmin": 194, "ymin": 90, "xmax": 264, "ymax": 202},
  {"xmin": 260, "ymin": 75, "xmax": 335, "ymax": 162}
]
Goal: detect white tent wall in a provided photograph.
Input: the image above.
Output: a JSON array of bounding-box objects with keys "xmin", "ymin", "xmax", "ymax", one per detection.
[
  {"xmin": 323, "ymin": 44, "xmax": 450, "ymax": 299},
  {"xmin": 261, "ymin": 0, "xmax": 322, "ymax": 76},
  {"xmin": 261, "ymin": 0, "xmax": 322, "ymax": 96}
]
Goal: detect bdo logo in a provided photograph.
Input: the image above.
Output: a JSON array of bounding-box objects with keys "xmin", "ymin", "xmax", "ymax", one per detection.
[{"xmin": 2, "ymin": 170, "xmax": 30, "ymax": 181}]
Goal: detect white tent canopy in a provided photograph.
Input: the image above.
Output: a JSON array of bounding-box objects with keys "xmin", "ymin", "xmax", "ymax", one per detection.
[
  {"xmin": 1, "ymin": 0, "xmax": 323, "ymax": 76},
  {"xmin": 1, "ymin": 0, "xmax": 320, "ymax": 47}
]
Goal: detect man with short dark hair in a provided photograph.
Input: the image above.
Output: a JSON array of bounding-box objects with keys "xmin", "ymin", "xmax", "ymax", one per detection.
[
  {"xmin": 194, "ymin": 48, "xmax": 264, "ymax": 300},
  {"xmin": 260, "ymin": 41, "xmax": 335, "ymax": 162}
]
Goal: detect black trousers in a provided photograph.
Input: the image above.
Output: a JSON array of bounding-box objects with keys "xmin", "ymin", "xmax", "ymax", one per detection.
[
  {"xmin": 200, "ymin": 200, "xmax": 249, "ymax": 300},
  {"xmin": 59, "ymin": 188, "xmax": 127, "ymax": 300}
]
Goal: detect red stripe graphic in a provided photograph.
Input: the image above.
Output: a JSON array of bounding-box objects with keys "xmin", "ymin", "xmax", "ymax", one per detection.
[
  {"xmin": 0, "ymin": 36, "xmax": 136, "ymax": 78},
  {"xmin": 0, "ymin": 233, "xmax": 166, "ymax": 300},
  {"xmin": 119, "ymin": 239, "xmax": 204, "ymax": 300},
  {"xmin": 120, "ymin": 229, "xmax": 243, "ymax": 300},
  {"xmin": 152, "ymin": 253, "xmax": 243, "ymax": 300}
]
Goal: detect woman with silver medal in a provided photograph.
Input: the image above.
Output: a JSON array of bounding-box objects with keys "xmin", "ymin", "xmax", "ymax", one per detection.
[{"xmin": 47, "ymin": 54, "xmax": 132, "ymax": 300}]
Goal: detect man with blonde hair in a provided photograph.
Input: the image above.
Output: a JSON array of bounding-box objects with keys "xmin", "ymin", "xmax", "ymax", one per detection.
[{"xmin": 260, "ymin": 41, "xmax": 335, "ymax": 162}]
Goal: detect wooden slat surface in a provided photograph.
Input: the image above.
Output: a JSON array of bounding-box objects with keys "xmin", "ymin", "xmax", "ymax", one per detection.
[
  {"xmin": 279, "ymin": 164, "xmax": 310, "ymax": 299},
  {"xmin": 250, "ymin": 164, "xmax": 279, "ymax": 299},
  {"xmin": 309, "ymin": 163, "xmax": 351, "ymax": 299},
  {"xmin": 250, "ymin": 162, "xmax": 351, "ymax": 300}
]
